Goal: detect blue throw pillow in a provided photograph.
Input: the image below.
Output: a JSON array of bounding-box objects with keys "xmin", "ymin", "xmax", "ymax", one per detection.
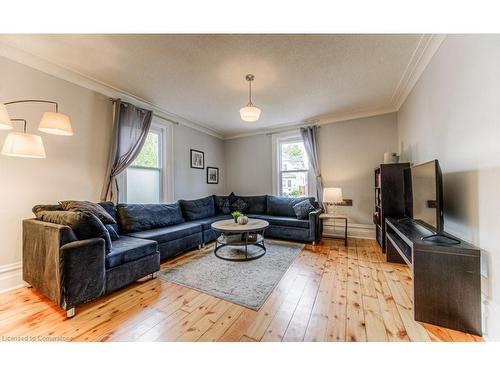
[
  {"xmin": 105, "ymin": 224, "xmax": 120, "ymax": 240},
  {"xmin": 231, "ymin": 198, "xmax": 248, "ymax": 213},
  {"xmin": 293, "ymin": 199, "xmax": 316, "ymax": 219},
  {"xmin": 214, "ymin": 195, "xmax": 231, "ymax": 214}
]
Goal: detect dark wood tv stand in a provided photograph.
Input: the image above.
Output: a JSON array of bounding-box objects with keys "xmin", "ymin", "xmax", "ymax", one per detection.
[{"xmin": 385, "ymin": 218, "xmax": 482, "ymax": 336}]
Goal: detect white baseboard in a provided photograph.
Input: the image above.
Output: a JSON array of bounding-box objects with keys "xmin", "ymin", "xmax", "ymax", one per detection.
[
  {"xmin": 322, "ymin": 221, "xmax": 376, "ymax": 240},
  {"xmin": 483, "ymin": 298, "xmax": 500, "ymax": 342},
  {"xmin": 0, "ymin": 262, "xmax": 24, "ymax": 293}
]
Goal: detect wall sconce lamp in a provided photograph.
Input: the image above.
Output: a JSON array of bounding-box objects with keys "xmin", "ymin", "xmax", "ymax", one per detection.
[{"xmin": 0, "ymin": 100, "xmax": 73, "ymax": 158}]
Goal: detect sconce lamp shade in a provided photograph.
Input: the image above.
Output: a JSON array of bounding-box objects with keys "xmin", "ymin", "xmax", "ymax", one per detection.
[
  {"xmin": 240, "ymin": 105, "xmax": 261, "ymax": 122},
  {"xmin": 323, "ymin": 187, "xmax": 343, "ymax": 203},
  {"xmin": 0, "ymin": 104, "xmax": 13, "ymax": 130},
  {"xmin": 1, "ymin": 132, "xmax": 46, "ymax": 158},
  {"xmin": 38, "ymin": 112, "xmax": 73, "ymax": 136}
]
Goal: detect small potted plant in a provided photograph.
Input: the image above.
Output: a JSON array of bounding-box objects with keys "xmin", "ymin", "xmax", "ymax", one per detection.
[{"xmin": 231, "ymin": 211, "xmax": 241, "ymax": 223}]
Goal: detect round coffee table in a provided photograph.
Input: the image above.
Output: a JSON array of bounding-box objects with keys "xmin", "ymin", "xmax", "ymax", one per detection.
[{"xmin": 211, "ymin": 219, "xmax": 269, "ymax": 261}]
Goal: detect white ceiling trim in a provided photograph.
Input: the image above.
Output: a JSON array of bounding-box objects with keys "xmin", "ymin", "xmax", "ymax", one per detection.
[
  {"xmin": 391, "ymin": 34, "xmax": 446, "ymax": 109},
  {"xmin": 225, "ymin": 107, "xmax": 397, "ymax": 140},
  {"xmin": 0, "ymin": 42, "xmax": 225, "ymax": 139}
]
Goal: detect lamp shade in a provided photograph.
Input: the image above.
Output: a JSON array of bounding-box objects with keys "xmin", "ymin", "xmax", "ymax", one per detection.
[
  {"xmin": 323, "ymin": 187, "xmax": 343, "ymax": 203},
  {"xmin": 38, "ymin": 112, "xmax": 73, "ymax": 136},
  {"xmin": 1, "ymin": 132, "xmax": 46, "ymax": 158},
  {"xmin": 0, "ymin": 104, "xmax": 13, "ymax": 130},
  {"xmin": 240, "ymin": 105, "xmax": 261, "ymax": 122}
]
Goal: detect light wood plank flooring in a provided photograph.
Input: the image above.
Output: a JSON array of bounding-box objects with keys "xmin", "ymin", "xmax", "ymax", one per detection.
[{"xmin": 0, "ymin": 238, "xmax": 482, "ymax": 342}]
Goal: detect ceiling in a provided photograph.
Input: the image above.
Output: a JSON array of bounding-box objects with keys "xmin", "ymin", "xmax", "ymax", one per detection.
[{"xmin": 0, "ymin": 34, "xmax": 426, "ymax": 138}]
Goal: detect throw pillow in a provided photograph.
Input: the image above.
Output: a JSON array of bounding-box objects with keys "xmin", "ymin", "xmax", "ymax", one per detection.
[
  {"xmin": 214, "ymin": 195, "xmax": 231, "ymax": 214},
  {"xmin": 32, "ymin": 204, "xmax": 63, "ymax": 215},
  {"xmin": 231, "ymin": 198, "xmax": 248, "ymax": 213},
  {"xmin": 293, "ymin": 199, "xmax": 316, "ymax": 219},
  {"xmin": 60, "ymin": 200, "xmax": 116, "ymax": 225},
  {"xmin": 36, "ymin": 210, "xmax": 112, "ymax": 253},
  {"xmin": 105, "ymin": 224, "xmax": 120, "ymax": 240}
]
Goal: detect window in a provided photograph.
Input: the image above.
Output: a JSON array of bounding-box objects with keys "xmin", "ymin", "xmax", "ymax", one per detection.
[
  {"xmin": 273, "ymin": 133, "xmax": 312, "ymax": 197},
  {"xmin": 119, "ymin": 121, "xmax": 173, "ymax": 203}
]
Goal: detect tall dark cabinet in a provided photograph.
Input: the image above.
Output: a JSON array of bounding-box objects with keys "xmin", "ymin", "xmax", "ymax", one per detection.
[{"xmin": 374, "ymin": 163, "xmax": 410, "ymax": 250}]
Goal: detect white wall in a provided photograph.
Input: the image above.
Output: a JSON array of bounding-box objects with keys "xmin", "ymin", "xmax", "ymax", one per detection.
[
  {"xmin": 0, "ymin": 56, "xmax": 227, "ymax": 291},
  {"xmin": 397, "ymin": 35, "xmax": 500, "ymax": 340},
  {"xmin": 0, "ymin": 56, "xmax": 113, "ymax": 290},
  {"xmin": 224, "ymin": 113, "xmax": 398, "ymax": 232},
  {"xmin": 173, "ymin": 124, "xmax": 226, "ymax": 200},
  {"xmin": 224, "ymin": 134, "xmax": 273, "ymax": 195}
]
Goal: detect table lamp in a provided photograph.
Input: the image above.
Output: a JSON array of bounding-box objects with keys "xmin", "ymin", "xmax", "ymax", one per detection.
[{"xmin": 323, "ymin": 187, "xmax": 343, "ymax": 214}]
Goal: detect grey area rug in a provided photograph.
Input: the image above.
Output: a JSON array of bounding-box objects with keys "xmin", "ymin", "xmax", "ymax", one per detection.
[{"xmin": 158, "ymin": 240, "xmax": 303, "ymax": 310}]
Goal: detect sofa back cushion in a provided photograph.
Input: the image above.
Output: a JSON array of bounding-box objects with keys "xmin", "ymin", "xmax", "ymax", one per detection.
[
  {"xmin": 117, "ymin": 203, "xmax": 185, "ymax": 233},
  {"xmin": 236, "ymin": 195, "xmax": 267, "ymax": 214},
  {"xmin": 35, "ymin": 210, "xmax": 112, "ymax": 252},
  {"xmin": 179, "ymin": 196, "xmax": 215, "ymax": 221},
  {"xmin": 266, "ymin": 195, "xmax": 316, "ymax": 217}
]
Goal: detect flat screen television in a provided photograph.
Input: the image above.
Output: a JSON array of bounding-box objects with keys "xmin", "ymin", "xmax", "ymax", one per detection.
[{"xmin": 410, "ymin": 159, "xmax": 444, "ymax": 234}]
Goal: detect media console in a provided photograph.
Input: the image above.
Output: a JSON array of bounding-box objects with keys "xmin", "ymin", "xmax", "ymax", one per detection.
[{"xmin": 385, "ymin": 218, "xmax": 482, "ymax": 335}]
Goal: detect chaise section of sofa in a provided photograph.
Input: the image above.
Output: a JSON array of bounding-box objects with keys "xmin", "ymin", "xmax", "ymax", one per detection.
[{"xmin": 23, "ymin": 207, "xmax": 160, "ymax": 317}]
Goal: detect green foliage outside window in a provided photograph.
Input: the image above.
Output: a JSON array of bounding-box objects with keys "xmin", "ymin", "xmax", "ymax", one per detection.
[{"xmin": 132, "ymin": 132, "xmax": 159, "ymax": 168}]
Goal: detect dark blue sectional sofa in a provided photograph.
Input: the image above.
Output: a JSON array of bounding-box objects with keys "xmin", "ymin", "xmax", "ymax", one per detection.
[{"xmin": 22, "ymin": 194, "xmax": 322, "ymax": 316}]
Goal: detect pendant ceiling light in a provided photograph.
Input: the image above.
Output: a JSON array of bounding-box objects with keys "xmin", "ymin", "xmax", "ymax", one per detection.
[{"xmin": 240, "ymin": 74, "xmax": 261, "ymax": 122}]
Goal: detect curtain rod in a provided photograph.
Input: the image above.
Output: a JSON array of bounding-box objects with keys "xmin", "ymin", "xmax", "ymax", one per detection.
[
  {"xmin": 265, "ymin": 123, "xmax": 321, "ymax": 136},
  {"xmin": 109, "ymin": 98, "xmax": 180, "ymax": 125}
]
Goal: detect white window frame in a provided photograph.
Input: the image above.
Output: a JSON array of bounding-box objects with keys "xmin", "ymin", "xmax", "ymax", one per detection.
[
  {"xmin": 117, "ymin": 118, "xmax": 174, "ymax": 203},
  {"xmin": 272, "ymin": 130, "xmax": 315, "ymax": 198}
]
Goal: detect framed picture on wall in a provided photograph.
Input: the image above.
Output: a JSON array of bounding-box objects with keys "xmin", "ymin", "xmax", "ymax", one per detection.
[
  {"xmin": 190, "ymin": 149, "xmax": 204, "ymax": 169},
  {"xmin": 207, "ymin": 167, "xmax": 219, "ymax": 184}
]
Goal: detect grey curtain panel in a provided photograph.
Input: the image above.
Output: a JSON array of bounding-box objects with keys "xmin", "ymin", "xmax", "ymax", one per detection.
[
  {"xmin": 101, "ymin": 99, "xmax": 153, "ymax": 203},
  {"xmin": 300, "ymin": 125, "xmax": 324, "ymax": 206}
]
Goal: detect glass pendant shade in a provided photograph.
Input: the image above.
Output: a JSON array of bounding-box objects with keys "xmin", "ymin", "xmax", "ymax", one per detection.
[
  {"xmin": 1, "ymin": 131, "xmax": 46, "ymax": 158},
  {"xmin": 240, "ymin": 104, "xmax": 262, "ymax": 122},
  {"xmin": 38, "ymin": 112, "xmax": 73, "ymax": 136},
  {"xmin": 0, "ymin": 104, "xmax": 13, "ymax": 130}
]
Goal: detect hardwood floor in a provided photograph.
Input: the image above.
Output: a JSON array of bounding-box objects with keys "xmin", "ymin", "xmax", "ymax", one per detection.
[{"xmin": 0, "ymin": 238, "xmax": 482, "ymax": 342}]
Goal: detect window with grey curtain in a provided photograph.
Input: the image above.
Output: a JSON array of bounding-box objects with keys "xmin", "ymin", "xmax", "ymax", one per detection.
[
  {"xmin": 101, "ymin": 99, "xmax": 153, "ymax": 203},
  {"xmin": 300, "ymin": 125, "xmax": 324, "ymax": 206}
]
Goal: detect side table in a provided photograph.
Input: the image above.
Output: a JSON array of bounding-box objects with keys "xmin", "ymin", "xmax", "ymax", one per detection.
[{"xmin": 319, "ymin": 214, "xmax": 348, "ymax": 246}]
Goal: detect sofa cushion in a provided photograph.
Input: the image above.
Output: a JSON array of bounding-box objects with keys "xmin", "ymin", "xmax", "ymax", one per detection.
[
  {"xmin": 35, "ymin": 210, "xmax": 112, "ymax": 253},
  {"xmin": 32, "ymin": 204, "xmax": 63, "ymax": 215},
  {"xmin": 266, "ymin": 195, "xmax": 316, "ymax": 217},
  {"xmin": 293, "ymin": 199, "xmax": 316, "ymax": 219},
  {"xmin": 189, "ymin": 214, "xmax": 232, "ymax": 230},
  {"xmin": 179, "ymin": 196, "xmax": 215, "ymax": 220},
  {"xmin": 127, "ymin": 222, "xmax": 202, "ymax": 243},
  {"xmin": 231, "ymin": 198, "xmax": 248, "ymax": 213},
  {"xmin": 213, "ymin": 195, "xmax": 231, "ymax": 214},
  {"xmin": 106, "ymin": 236, "xmax": 158, "ymax": 268},
  {"xmin": 60, "ymin": 200, "xmax": 116, "ymax": 225},
  {"xmin": 98, "ymin": 201, "xmax": 120, "ymax": 235},
  {"xmin": 236, "ymin": 195, "xmax": 267, "ymax": 214},
  {"xmin": 117, "ymin": 203, "xmax": 185, "ymax": 233},
  {"xmin": 247, "ymin": 214, "xmax": 310, "ymax": 229}
]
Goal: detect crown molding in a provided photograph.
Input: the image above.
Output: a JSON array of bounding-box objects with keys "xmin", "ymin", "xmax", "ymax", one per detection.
[
  {"xmin": 391, "ymin": 34, "xmax": 446, "ymax": 110},
  {"xmin": 0, "ymin": 42, "xmax": 224, "ymax": 139},
  {"xmin": 225, "ymin": 107, "xmax": 396, "ymax": 140}
]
